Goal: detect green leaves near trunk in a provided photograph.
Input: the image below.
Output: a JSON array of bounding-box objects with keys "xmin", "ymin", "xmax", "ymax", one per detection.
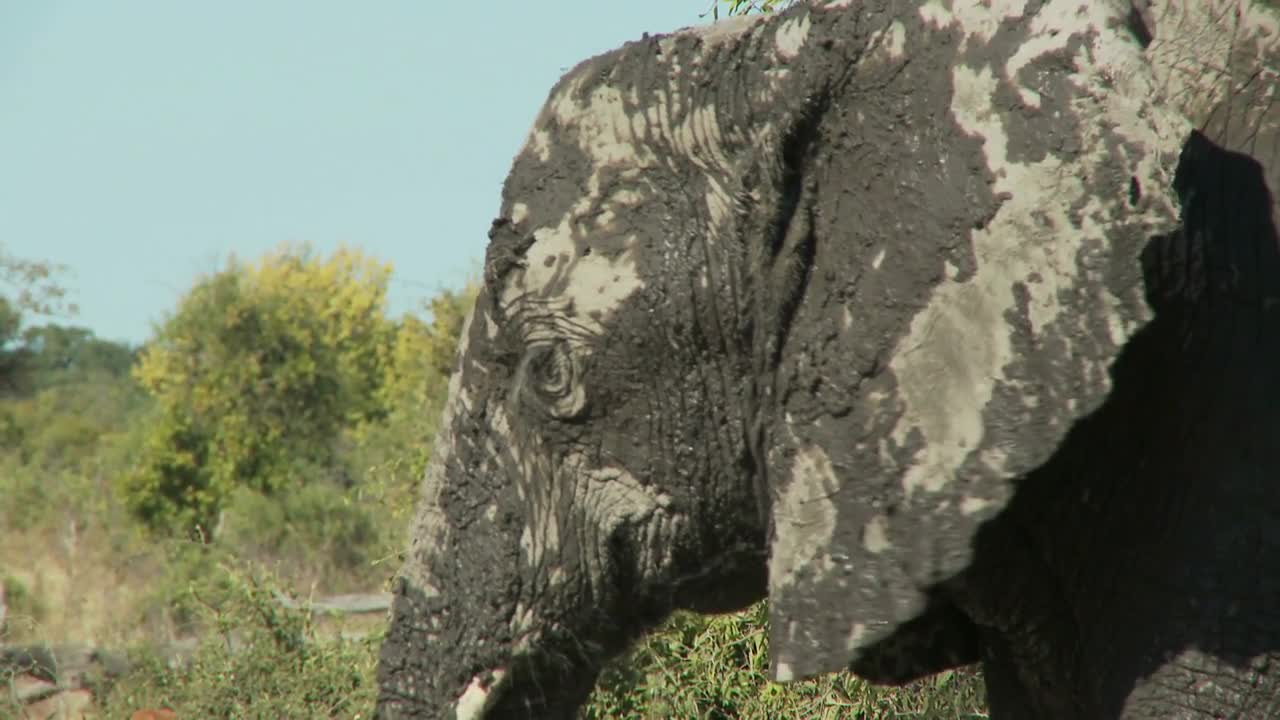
[{"xmin": 587, "ymin": 602, "xmax": 988, "ymax": 719}]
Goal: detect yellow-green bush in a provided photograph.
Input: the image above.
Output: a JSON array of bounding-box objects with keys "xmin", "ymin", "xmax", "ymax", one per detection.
[{"xmin": 122, "ymin": 245, "xmax": 398, "ymax": 538}]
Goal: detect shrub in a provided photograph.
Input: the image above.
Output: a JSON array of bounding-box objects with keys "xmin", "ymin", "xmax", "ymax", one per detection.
[{"xmin": 100, "ymin": 563, "xmax": 380, "ymax": 719}]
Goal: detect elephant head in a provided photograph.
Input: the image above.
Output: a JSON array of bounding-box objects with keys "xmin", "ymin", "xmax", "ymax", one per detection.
[{"xmin": 378, "ymin": 1, "xmax": 1280, "ymax": 718}]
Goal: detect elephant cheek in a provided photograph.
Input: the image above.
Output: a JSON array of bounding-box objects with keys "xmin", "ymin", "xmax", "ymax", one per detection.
[{"xmin": 569, "ymin": 461, "xmax": 687, "ymax": 599}]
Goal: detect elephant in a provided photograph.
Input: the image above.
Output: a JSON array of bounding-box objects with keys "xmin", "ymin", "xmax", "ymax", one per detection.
[{"xmin": 377, "ymin": 0, "xmax": 1280, "ymax": 717}]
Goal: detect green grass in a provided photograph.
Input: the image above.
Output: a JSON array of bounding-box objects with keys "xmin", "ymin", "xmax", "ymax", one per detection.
[{"xmin": 586, "ymin": 601, "xmax": 987, "ymax": 720}]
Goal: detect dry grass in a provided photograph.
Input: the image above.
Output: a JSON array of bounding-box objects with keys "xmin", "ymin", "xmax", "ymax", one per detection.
[{"xmin": 0, "ymin": 522, "xmax": 166, "ymax": 647}]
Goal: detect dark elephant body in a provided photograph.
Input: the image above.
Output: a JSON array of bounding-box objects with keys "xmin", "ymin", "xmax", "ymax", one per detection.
[{"xmin": 378, "ymin": 1, "xmax": 1280, "ymax": 717}]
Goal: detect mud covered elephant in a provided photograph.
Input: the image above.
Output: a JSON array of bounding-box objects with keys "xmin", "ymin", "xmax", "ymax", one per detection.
[{"xmin": 377, "ymin": 1, "xmax": 1280, "ymax": 717}]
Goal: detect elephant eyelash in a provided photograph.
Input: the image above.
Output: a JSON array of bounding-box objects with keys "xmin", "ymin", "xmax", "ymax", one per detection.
[{"xmin": 505, "ymin": 307, "xmax": 597, "ymax": 348}]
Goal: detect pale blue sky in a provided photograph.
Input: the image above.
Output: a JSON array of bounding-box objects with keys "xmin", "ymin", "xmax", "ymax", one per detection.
[{"xmin": 0, "ymin": 1, "xmax": 713, "ymax": 345}]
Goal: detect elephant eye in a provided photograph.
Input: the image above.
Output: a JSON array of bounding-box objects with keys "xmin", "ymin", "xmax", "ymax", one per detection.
[
  {"xmin": 528, "ymin": 343, "xmax": 571, "ymax": 395},
  {"xmin": 518, "ymin": 340, "xmax": 586, "ymax": 420}
]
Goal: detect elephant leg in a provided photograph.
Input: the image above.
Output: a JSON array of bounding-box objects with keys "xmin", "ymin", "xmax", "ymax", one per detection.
[
  {"xmin": 847, "ymin": 599, "xmax": 982, "ymax": 685},
  {"xmin": 946, "ymin": 516, "xmax": 1087, "ymax": 719},
  {"xmin": 978, "ymin": 631, "xmax": 1043, "ymax": 720}
]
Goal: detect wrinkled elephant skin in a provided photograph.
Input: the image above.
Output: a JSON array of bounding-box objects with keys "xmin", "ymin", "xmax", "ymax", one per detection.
[{"xmin": 377, "ymin": 1, "xmax": 1280, "ymax": 718}]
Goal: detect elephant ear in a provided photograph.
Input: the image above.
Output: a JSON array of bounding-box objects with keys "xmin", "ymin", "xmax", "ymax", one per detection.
[{"xmin": 758, "ymin": 2, "xmax": 1189, "ymax": 681}]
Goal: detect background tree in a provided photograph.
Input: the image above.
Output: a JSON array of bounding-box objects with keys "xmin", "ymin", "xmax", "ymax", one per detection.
[
  {"xmin": 0, "ymin": 249, "xmax": 77, "ymax": 396},
  {"xmin": 215, "ymin": 281, "xmax": 477, "ymax": 587},
  {"xmin": 122, "ymin": 245, "xmax": 398, "ymax": 537},
  {"xmin": 0, "ymin": 249, "xmax": 73, "ymax": 319},
  {"xmin": 16, "ymin": 324, "xmax": 136, "ymax": 389}
]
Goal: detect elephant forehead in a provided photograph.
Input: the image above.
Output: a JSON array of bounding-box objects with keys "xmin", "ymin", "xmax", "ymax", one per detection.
[
  {"xmin": 521, "ymin": 77, "xmax": 656, "ymax": 168},
  {"xmin": 499, "ymin": 40, "xmax": 754, "ymax": 333},
  {"xmin": 498, "ymin": 218, "xmax": 646, "ymax": 337},
  {"xmin": 774, "ymin": 12, "xmax": 811, "ymax": 60},
  {"xmin": 502, "ymin": 80, "xmax": 661, "ymax": 333},
  {"xmin": 519, "ymin": 56, "xmax": 734, "ymax": 176}
]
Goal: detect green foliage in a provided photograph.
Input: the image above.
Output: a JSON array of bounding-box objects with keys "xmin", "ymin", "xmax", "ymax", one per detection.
[
  {"xmin": 711, "ymin": 0, "xmax": 796, "ymax": 18},
  {"xmin": 0, "ymin": 299, "xmax": 26, "ymax": 394},
  {"xmin": 0, "ymin": 460, "xmax": 91, "ymax": 534},
  {"xmin": 96, "ymin": 566, "xmax": 982, "ymax": 720},
  {"xmin": 124, "ymin": 539, "xmax": 247, "ymax": 640},
  {"xmin": 0, "ymin": 359, "xmax": 146, "ymax": 535},
  {"xmin": 378, "ymin": 285, "xmax": 474, "ymax": 411},
  {"xmin": 123, "ymin": 407, "xmax": 222, "ymax": 538},
  {"xmin": 0, "ymin": 368, "xmax": 147, "ymax": 466},
  {"xmin": 586, "ymin": 602, "xmax": 988, "ymax": 719},
  {"xmin": 122, "ymin": 244, "xmax": 398, "ymax": 537},
  {"xmin": 110, "ymin": 243, "xmax": 476, "ymax": 596}
]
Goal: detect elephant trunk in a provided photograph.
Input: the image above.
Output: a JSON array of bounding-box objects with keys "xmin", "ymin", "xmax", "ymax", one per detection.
[
  {"xmin": 371, "ymin": 313, "xmax": 521, "ymax": 717},
  {"xmin": 375, "ymin": 447, "xmax": 518, "ymax": 719}
]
